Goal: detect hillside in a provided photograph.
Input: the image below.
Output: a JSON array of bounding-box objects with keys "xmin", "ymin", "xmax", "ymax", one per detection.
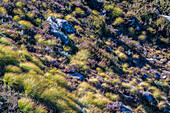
[{"xmin": 0, "ymin": 0, "xmax": 169, "ymax": 112}]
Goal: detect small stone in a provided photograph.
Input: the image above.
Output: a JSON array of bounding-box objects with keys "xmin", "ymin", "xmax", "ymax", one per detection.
[
  {"xmin": 106, "ymin": 48, "xmax": 117, "ymax": 56},
  {"xmin": 120, "ymin": 105, "xmax": 132, "ymax": 113},
  {"xmin": 155, "ymin": 73, "xmax": 160, "ymax": 79},
  {"xmin": 69, "ymin": 72, "xmax": 85, "ymax": 81},
  {"xmin": 142, "ymin": 74, "xmax": 151, "ymax": 80},
  {"xmin": 162, "ymin": 76, "xmax": 167, "ymax": 79}
]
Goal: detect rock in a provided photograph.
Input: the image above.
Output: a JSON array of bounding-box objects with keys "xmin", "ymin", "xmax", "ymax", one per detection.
[
  {"xmin": 51, "ymin": 28, "xmax": 69, "ymax": 44},
  {"xmin": 55, "ymin": 18, "xmax": 75, "ymax": 34},
  {"xmin": 142, "ymin": 91, "xmax": 157, "ymax": 106},
  {"xmin": 155, "ymin": 73, "xmax": 160, "ymax": 79},
  {"xmin": 162, "ymin": 76, "xmax": 167, "ymax": 79},
  {"xmin": 113, "ymin": 29, "xmax": 121, "ymax": 35},
  {"xmin": 146, "ymin": 58, "xmax": 156, "ymax": 64},
  {"xmin": 106, "ymin": 48, "xmax": 117, "ymax": 56},
  {"xmin": 129, "ymin": 18, "xmax": 136, "ymax": 26},
  {"xmin": 142, "ymin": 74, "xmax": 151, "ymax": 80},
  {"xmin": 0, "ymin": 101, "xmax": 3, "ymax": 110},
  {"xmin": 122, "ymin": 94, "xmax": 134, "ymax": 102},
  {"xmin": 133, "ymin": 59, "xmax": 140, "ymax": 67},
  {"xmin": 83, "ymin": 0, "xmax": 104, "ymax": 11},
  {"xmin": 47, "ymin": 16, "xmax": 76, "ymax": 44},
  {"xmin": 120, "ymin": 105, "xmax": 132, "ymax": 113},
  {"xmin": 69, "ymin": 72, "xmax": 85, "ymax": 81}
]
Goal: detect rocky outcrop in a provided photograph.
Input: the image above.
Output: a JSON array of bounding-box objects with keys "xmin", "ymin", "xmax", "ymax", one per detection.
[{"xmin": 47, "ymin": 16, "xmax": 75, "ymax": 44}]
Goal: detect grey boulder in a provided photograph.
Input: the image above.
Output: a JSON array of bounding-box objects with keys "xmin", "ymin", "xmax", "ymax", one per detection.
[
  {"xmin": 120, "ymin": 105, "xmax": 132, "ymax": 113},
  {"xmin": 69, "ymin": 72, "xmax": 85, "ymax": 81},
  {"xmin": 47, "ymin": 16, "xmax": 75, "ymax": 44}
]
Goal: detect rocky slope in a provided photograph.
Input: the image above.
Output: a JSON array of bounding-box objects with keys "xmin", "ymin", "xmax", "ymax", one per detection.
[{"xmin": 0, "ymin": 0, "xmax": 169, "ymax": 112}]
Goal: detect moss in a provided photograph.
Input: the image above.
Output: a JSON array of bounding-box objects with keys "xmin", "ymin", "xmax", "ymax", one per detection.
[
  {"xmin": 18, "ymin": 20, "xmax": 33, "ymax": 28},
  {"xmin": 0, "ymin": 7, "xmax": 7, "ymax": 14},
  {"xmin": 18, "ymin": 98, "xmax": 35, "ymax": 113},
  {"xmin": 112, "ymin": 17, "xmax": 124, "ymax": 26},
  {"xmin": 112, "ymin": 7, "xmax": 123, "ymax": 17},
  {"xmin": 19, "ymin": 62, "xmax": 43, "ymax": 74},
  {"xmin": 5, "ymin": 65, "xmax": 22, "ymax": 73}
]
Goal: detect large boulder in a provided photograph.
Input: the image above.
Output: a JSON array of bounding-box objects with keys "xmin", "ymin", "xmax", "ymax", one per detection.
[
  {"xmin": 55, "ymin": 18, "xmax": 75, "ymax": 34},
  {"xmin": 47, "ymin": 16, "xmax": 75, "ymax": 44}
]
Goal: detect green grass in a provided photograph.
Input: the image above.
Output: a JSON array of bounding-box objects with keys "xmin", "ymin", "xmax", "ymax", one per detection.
[
  {"xmin": 0, "ymin": 44, "xmax": 20, "ymax": 66},
  {"xmin": 0, "ymin": 7, "xmax": 7, "ymax": 14},
  {"xmin": 18, "ymin": 20, "xmax": 33, "ymax": 28},
  {"xmin": 18, "ymin": 98, "xmax": 35, "ymax": 113},
  {"xmin": 0, "ymin": 37, "xmax": 11, "ymax": 45},
  {"xmin": 19, "ymin": 62, "xmax": 43, "ymax": 74},
  {"xmin": 5, "ymin": 65, "xmax": 22, "ymax": 73}
]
